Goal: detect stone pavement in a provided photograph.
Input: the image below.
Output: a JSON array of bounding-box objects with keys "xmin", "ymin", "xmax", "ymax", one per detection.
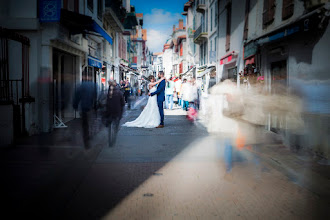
[{"xmin": 1, "ymin": 97, "xmax": 330, "ymax": 219}]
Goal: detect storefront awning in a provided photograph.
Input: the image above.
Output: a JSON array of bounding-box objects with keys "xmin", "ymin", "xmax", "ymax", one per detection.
[
  {"xmin": 197, "ymin": 67, "xmax": 215, "ymax": 78},
  {"xmin": 92, "ymin": 21, "xmax": 113, "ymax": 45},
  {"xmin": 88, "ymin": 56, "xmax": 102, "ymax": 68},
  {"xmin": 245, "ymin": 56, "xmax": 255, "ymax": 65},
  {"xmin": 60, "ymin": 9, "xmax": 113, "ymax": 45},
  {"xmin": 220, "ymin": 51, "xmax": 238, "ymax": 65},
  {"xmin": 180, "ymin": 67, "xmax": 194, "ymax": 76}
]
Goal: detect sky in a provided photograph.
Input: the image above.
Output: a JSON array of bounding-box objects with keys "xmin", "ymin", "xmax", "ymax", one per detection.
[{"xmin": 131, "ymin": 0, "xmax": 187, "ymax": 53}]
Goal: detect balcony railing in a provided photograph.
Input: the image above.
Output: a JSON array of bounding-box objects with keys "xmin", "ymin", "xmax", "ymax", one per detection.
[
  {"xmin": 196, "ymin": 0, "xmax": 206, "ymax": 13},
  {"xmin": 194, "ymin": 25, "xmax": 208, "ymax": 44}
]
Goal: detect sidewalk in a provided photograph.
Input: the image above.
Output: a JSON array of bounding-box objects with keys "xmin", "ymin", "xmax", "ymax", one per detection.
[{"xmin": 245, "ymin": 140, "xmax": 330, "ymax": 201}]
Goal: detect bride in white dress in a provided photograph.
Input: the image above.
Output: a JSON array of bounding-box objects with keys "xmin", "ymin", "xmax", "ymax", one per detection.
[{"xmin": 123, "ymin": 75, "xmax": 165, "ymax": 128}]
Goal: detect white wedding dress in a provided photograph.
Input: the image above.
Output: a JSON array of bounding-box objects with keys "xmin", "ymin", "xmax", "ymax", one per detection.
[{"xmin": 123, "ymin": 86, "xmax": 160, "ymax": 128}]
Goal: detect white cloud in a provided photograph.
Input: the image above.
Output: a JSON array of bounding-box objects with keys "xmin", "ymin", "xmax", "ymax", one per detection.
[
  {"xmin": 144, "ymin": 9, "xmax": 182, "ymax": 26},
  {"xmin": 146, "ymin": 29, "xmax": 172, "ymax": 53},
  {"xmin": 144, "ymin": 9, "xmax": 184, "ymax": 53}
]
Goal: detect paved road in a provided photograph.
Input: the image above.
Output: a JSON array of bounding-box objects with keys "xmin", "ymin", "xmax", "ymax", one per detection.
[{"xmin": 1, "ymin": 97, "xmax": 329, "ymax": 219}]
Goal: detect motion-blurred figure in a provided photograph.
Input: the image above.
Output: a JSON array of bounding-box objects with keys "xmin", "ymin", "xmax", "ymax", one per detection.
[
  {"xmin": 103, "ymin": 80, "xmax": 125, "ymax": 147},
  {"xmin": 73, "ymin": 75, "xmax": 97, "ymax": 148},
  {"xmin": 165, "ymin": 77, "xmax": 175, "ymax": 110}
]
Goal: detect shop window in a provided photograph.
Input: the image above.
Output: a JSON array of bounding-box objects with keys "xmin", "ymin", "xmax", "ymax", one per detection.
[
  {"xmin": 263, "ymin": 0, "xmax": 275, "ymax": 28},
  {"xmin": 282, "ymin": 0, "xmax": 294, "ymax": 20},
  {"xmin": 270, "ymin": 60, "xmax": 287, "ymax": 133},
  {"xmin": 228, "ymin": 67, "xmax": 237, "ymax": 81},
  {"xmin": 226, "ymin": 2, "xmax": 231, "ymax": 52},
  {"xmin": 87, "ymin": 0, "xmax": 93, "ymax": 12}
]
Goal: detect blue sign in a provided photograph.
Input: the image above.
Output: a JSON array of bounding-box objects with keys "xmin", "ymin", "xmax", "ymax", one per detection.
[
  {"xmin": 39, "ymin": 0, "xmax": 61, "ymax": 22},
  {"xmin": 88, "ymin": 57, "xmax": 102, "ymax": 68}
]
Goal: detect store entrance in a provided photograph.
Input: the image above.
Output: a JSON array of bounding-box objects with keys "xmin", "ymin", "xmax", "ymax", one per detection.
[{"xmin": 53, "ymin": 49, "xmax": 77, "ymax": 123}]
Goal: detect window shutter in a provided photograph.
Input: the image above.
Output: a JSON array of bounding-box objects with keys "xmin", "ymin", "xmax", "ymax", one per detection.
[
  {"xmin": 282, "ymin": 0, "xmax": 294, "ymax": 20},
  {"xmin": 263, "ymin": 0, "xmax": 275, "ymax": 27},
  {"xmin": 225, "ymin": 3, "xmax": 231, "ymax": 52},
  {"xmin": 244, "ymin": 0, "xmax": 250, "ymax": 40}
]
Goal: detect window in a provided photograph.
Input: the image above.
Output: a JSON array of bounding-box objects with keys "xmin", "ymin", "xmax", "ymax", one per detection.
[
  {"xmin": 282, "ymin": 0, "xmax": 294, "ymax": 20},
  {"xmin": 97, "ymin": 0, "xmax": 103, "ymax": 20},
  {"xmin": 263, "ymin": 0, "xmax": 275, "ymax": 28},
  {"xmin": 244, "ymin": 0, "xmax": 250, "ymax": 40},
  {"xmin": 88, "ymin": 0, "xmax": 93, "ymax": 12},
  {"xmin": 210, "ymin": 40, "xmax": 212, "ymax": 52},
  {"xmin": 226, "ymin": 2, "xmax": 231, "ymax": 52},
  {"xmin": 211, "ymin": 8, "xmax": 213, "ymax": 32},
  {"xmin": 215, "ymin": 1, "xmax": 218, "ymax": 27},
  {"xmin": 63, "ymin": 0, "xmax": 79, "ymax": 12},
  {"xmin": 214, "ymin": 37, "xmax": 216, "ymax": 50}
]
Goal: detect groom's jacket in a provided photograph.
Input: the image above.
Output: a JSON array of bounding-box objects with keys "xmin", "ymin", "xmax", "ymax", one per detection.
[{"xmin": 151, "ymin": 79, "xmax": 165, "ymax": 102}]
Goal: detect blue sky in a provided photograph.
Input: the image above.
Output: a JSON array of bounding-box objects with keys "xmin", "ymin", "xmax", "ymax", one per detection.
[{"xmin": 131, "ymin": 0, "xmax": 187, "ymax": 53}]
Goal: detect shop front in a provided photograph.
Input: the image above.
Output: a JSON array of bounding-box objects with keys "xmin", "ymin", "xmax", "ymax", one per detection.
[{"xmin": 219, "ymin": 51, "xmax": 238, "ymax": 82}]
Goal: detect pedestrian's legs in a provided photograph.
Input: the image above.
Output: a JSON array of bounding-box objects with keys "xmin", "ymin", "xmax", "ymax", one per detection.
[
  {"xmin": 158, "ymin": 101, "xmax": 164, "ymax": 125},
  {"xmin": 81, "ymin": 111, "xmax": 90, "ymax": 148},
  {"xmin": 165, "ymin": 95, "xmax": 169, "ymax": 109},
  {"xmin": 224, "ymin": 139, "xmax": 233, "ymax": 173},
  {"xmin": 169, "ymin": 95, "xmax": 173, "ymax": 110}
]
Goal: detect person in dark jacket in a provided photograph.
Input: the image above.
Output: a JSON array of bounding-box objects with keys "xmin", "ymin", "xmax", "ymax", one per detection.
[
  {"xmin": 73, "ymin": 75, "xmax": 97, "ymax": 148},
  {"xmin": 104, "ymin": 80, "xmax": 125, "ymax": 146}
]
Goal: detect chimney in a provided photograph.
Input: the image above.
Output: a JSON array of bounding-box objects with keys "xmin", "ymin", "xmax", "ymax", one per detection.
[
  {"xmin": 179, "ymin": 19, "xmax": 184, "ymax": 29},
  {"xmin": 173, "ymin": 25, "xmax": 176, "ymax": 32}
]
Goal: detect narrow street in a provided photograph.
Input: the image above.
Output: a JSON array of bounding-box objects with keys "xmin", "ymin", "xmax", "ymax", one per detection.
[{"xmin": 1, "ymin": 97, "xmax": 329, "ymax": 219}]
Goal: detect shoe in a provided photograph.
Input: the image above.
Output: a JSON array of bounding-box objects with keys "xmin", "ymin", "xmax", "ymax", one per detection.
[{"xmin": 156, "ymin": 125, "xmax": 164, "ymax": 128}]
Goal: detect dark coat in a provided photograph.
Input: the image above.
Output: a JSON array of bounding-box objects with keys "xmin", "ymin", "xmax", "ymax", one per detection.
[
  {"xmin": 105, "ymin": 86, "xmax": 125, "ymax": 119},
  {"xmin": 73, "ymin": 81, "xmax": 97, "ymax": 112},
  {"xmin": 151, "ymin": 79, "xmax": 165, "ymax": 102}
]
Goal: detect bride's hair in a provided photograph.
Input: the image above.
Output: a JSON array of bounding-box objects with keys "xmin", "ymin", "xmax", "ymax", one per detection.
[{"xmin": 148, "ymin": 75, "xmax": 155, "ymax": 81}]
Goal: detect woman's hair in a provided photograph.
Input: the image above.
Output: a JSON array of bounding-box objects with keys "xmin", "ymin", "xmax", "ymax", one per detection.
[{"xmin": 148, "ymin": 75, "xmax": 155, "ymax": 81}]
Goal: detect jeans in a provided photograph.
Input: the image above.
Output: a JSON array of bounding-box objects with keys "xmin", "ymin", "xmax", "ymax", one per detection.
[
  {"xmin": 182, "ymin": 100, "xmax": 189, "ymax": 111},
  {"xmin": 165, "ymin": 94, "xmax": 173, "ymax": 110}
]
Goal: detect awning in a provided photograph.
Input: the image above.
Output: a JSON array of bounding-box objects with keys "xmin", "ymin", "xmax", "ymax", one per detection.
[
  {"xmin": 245, "ymin": 56, "xmax": 255, "ymax": 65},
  {"xmin": 197, "ymin": 67, "xmax": 215, "ymax": 78},
  {"xmin": 92, "ymin": 21, "xmax": 113, "ymax": 45},
  {"xmin": 220, "ymin": 51, "xmax": 238, "ymax": 65},
  {"xmin": 88, "ymin": 56, "xmax": 102, "ymax": 68},
  {"xmin": 180, "ymin": 67, "xmax": 194, "ymax": 76},
  {"xmin": 60, "ymin": 9, "xmax": 113, "ymax": 45}
]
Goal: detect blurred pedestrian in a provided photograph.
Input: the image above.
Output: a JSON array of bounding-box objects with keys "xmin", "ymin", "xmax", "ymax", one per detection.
[
  {"xmin": 123, "ymin": 78, "xmax": 131, "ymax": 109},
  {"xmin": 165, "ymin": 77, "xmax": 175, "ymax": 110},
  {"xmin": 181, "ymin": 78, "xmax": 189, "ymax": 111},
  {"xmin": 103, "ymin": 80, "xmax": 125, "ymax": 147},
  {"xmin": 174, "ymin": 76, "xmax": 182, "ymax": 107},
  {"xmin": 73, "ymin": 75, "xmax": 98, "ymax": 148}
]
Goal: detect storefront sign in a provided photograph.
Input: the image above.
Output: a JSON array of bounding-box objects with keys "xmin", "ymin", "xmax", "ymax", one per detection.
[
  {"xmin": 88, "ymin": 56, "xmax": 102, "ymax": 68},
  {"xmin": 244, "ymin": 41, "xmax": 258, "ymax": 59},
  {"xmin": 39, "ymin": 0, "xmax": 61, "ymax": 22}
]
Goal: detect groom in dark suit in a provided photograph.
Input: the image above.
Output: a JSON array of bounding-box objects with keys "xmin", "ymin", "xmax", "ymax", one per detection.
[{"xmin": 150, "ymin": 71, "xmax": 166, "ymax": 128}]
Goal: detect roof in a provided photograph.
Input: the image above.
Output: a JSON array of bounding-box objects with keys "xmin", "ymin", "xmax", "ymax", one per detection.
[{"xmin": 136, "ymin": 13, "xmax": 143, "ymax": 18}]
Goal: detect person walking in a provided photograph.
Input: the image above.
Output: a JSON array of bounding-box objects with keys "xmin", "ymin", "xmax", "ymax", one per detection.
[
  {"xmin": 73, "ymin": 75, "xmax": 98, "ymax": 148},
  {"xmin": 165, "ymin": 77, "xmax": 175, "ymax": 110},
  {"xmin": 174, "ymin": 76, "xmax": 182, "ymax": 107},
  {"xmin": 181, "ymin": 78, "xmax": 189, "ymax": 111},
  {"xmin": 123, "ymin": 78, "xmax": 131, "ymax": 109},
  {"xmin": 104, "ymin": 80, "xmax": 125, "ymax": 147}
]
